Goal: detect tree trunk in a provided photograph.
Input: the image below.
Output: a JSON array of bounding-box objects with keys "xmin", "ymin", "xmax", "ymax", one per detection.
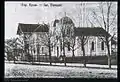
[
  {"xmin": 48, "ymin": 39, "xmax": 52, "ymax": 66},
  {"xmin": 82, "ymin": 42, "xmax": 86, "ymax": 67},
  {"xmin": 72, "ymin": 37, "xmax": 76, "ymax": 61},
  {"xmin": 63, "ymin": 41, "xmax": 66, "ymax": 66},
  {"xmin": 72, "ymin": 49, "xmax": 75, "ymax": 61},
  {"xmin": 106, "ymin": 41, "xmax": 111, "ymax": 69},
  {"xmin": 17, "ymin": 50, "xmax": 18, "ymax": 61},
  {"xmin": 63, "ymin": 49, "xmax": 66, "ymax": 66},
  {"xmin": 49, "ymin": 46, "xmax": 52, "ymax": 65},
  {"xmin": 13, "ymin": 51, "xmax": 15, "ymax": 63}
]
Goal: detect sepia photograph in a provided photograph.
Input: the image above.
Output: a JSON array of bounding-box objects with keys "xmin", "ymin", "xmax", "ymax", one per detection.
[{"xmin": 5, "ymin": 1, "xmax": 117, "ymax": 78}]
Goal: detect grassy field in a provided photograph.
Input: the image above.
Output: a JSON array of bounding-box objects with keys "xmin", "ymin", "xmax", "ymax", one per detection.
[{"xmin": 5, "ymin": 63, "xmax": 117, "ymax": 78}]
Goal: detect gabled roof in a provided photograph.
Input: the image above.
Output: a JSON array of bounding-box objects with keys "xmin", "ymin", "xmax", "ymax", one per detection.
[
  {"xmin": 17, "ymin": 23, "xmax": 49, "ymax": 35},
  {"xmin": 74, "ymin": 27, "xmax": 111, "ymax": 37}
]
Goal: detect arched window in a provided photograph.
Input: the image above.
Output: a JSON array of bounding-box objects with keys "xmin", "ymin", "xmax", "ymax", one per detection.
[
  {"xmin": 101, "ymin": 41, "xmax": 104, "ymax": 50},
  {"xmin": 92, "ymin": 41, "xmax": 94, "ymax": 50}
]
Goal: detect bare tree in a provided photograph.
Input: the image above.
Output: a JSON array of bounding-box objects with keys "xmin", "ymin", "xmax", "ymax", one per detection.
[
  {"xmin": 74, "ymin": 3, "xmax": 90, "ymax": 67},
  {"xmin": 67, "ymin": 29, "xmax": 81, "ymax": 60},
  {"xmin": 89, "ymin": 2, "xmax": 117, "ymax": 68},
  {"xmin": 59, "ymin": 24, "xmax": 67, "ymax": 66},
  {"xmin": 37, "ymin": 23, "xmax": 59, "ymax": 65},
  {"xmin": 58, "ymin": 13, "xmax": 75, "ymax": 66},
  {"xmin": 69, "ymin": 36, "xmax": 76, "ymax": 58},
  {"xmin": 23, "ymin": 33, "xmax": 33, "ymax": 62},
  {"xmin": 21, "ymin": 24, "xmax": 47, "ymax": 63},
  {"xmin": 5, "ymin": 39, "xmax": 14, "ymax": 61},
  {"xmin": 5, "ymin": 37, "xmax": 24, "ymax": 63},
  {"xmin": 78, "ymin": 36, "xmax": 89, "ymax": 67}
]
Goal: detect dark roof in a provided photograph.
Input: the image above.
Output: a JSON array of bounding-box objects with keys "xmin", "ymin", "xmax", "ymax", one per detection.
[
  {"xmin": 17, "ymin": 23, "xmax": 49, "ymax": 35},
  {"xmin": 74, "ymin": 27, "xmax": 111, "ymax": 37}
]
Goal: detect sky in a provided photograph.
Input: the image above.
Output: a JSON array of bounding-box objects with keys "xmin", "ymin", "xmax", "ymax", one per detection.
[{"xmin": 5, "ymin": 1, "xmax": 117, "ymax": 39}]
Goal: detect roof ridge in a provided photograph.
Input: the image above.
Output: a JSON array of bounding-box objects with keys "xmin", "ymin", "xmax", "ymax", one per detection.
[
  {"xmin": 76, "ymin": 27, "xmax": 102, "ymax": 28},
  {"xmin": 19, "ymin": 23, "xmax": 45, "ymax": 25},
  {"xmin": 75, "ymin": 27, "xmax": 111, "ymax": 37}
]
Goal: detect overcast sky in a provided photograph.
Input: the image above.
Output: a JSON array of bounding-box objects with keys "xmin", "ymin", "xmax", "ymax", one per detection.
[{"xmin": 5, "ymin": 1, "xmax": 117, "ymax": 39}]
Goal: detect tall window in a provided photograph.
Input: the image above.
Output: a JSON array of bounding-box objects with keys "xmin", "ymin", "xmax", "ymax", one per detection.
[
  {"xmin": 60, "ymin": 42, "xmax": 62, "ymax": 51},
  {"xmin": 42, "ymin": 47, "xmax": 44, "ymax": 53},
  {"xmin": 67, "ymin": 29, "xmax": 70, "ymax": 35},
  {"xmin": 92, "ymin": 42, "xmax": 94, "ymax": 50},
  {"xmin": 68, "ymin": 42, "xmax": 70, "ymax": 51},
  {"xmin": 57, "ymin": 46, "xmax": 59, "ymax": 57},
  {"xmin": 34, "ymin": 48, "xmax": 35, "ymax": 53},
  {"xmin": 37, "ymin": 46, "xmax": 40, "ymax": 54},
  {"xmin": 101, "ymin": 41, "xmax": 104, "ymax": 50}
]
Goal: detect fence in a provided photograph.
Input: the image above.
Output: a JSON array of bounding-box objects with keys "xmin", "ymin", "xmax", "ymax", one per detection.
[{"xmin": 10, "ymin": 53, "xmax": 117, "ymax": 65}]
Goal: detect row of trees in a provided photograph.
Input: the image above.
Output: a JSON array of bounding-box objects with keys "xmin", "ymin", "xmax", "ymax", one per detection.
[
  {"xmin": 40, "ymin": 2, "xmax": 117, "ymax": 68},
  {"xmin": 64, "ymin": 2, "xmax": 117, "ymax": 68}
]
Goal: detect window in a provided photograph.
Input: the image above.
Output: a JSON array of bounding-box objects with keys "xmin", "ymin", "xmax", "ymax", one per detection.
[
  {"xmin": 42, "ymin": 47, "xmax": 44, "ymax": 53},
  {"xmin": 37, "ymin": 46, "xmax": 40, "ymax": 54},
  {"xmin": 101, "ymin": 41, "xmax": 104, "ymax": 50},
  {"xmin": 57, "ymin": 46, "xmax": 59, "ymax": 57},
  {"xmin": 68, "ymin": 42, "xmax": 70, "ymax": 51},
  {"xmin": 60, "ymin": 42, "xmax": 62, "ymax": 51},
  {"xmin": 92, "ymin": 42, "xmax": 94, "ymax": 50},
  {"xmin": 67, "ymin": 29, "xmax": 70, "ymax": 35},
  {"xmin": 34, "ymin": 49, "xmax": 35, "ymax": 53}
]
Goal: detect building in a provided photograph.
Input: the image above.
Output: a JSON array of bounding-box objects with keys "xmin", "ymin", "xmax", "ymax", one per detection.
[{"xmin": 16, "ymin": 16, "xmax": 114, "ymax": 61}]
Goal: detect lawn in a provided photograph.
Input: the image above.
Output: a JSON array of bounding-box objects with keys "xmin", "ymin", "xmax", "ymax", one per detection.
[{"xmin": 4, "ymin": 63, "xmax": 117, "ymax": 78}]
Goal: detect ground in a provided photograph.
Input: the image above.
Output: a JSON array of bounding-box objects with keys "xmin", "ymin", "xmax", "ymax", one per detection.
[{"xmin": 5, "ymin": 62, "xmax": 117, "ymax": 78}]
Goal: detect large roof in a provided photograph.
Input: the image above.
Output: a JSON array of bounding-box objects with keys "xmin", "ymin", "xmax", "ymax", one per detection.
[
  {"xmin": 17, "ymin": 23, "xmax": 49, "ymax": 35},
  {"xmin": 74, "ymin": 27, "xmax": 111, "ymax": 37},
  {"xmin": 17, "ymin": 23, "xmax": 111, "ymax": 37}
]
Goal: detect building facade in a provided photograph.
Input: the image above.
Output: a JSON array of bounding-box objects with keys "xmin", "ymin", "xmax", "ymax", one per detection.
[{"xmin": 17, "ymin": 16, "xmax": 112, "ymax": 61}]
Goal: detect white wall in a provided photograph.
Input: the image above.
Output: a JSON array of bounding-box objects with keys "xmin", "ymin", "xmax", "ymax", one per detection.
[
  {"xmin": 24, "ymin": 32, "xmax": 109, "ymax": 57},
  {"xmin": 76, "ymin": 36, "xmax": 108, "ymax": 56}
]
